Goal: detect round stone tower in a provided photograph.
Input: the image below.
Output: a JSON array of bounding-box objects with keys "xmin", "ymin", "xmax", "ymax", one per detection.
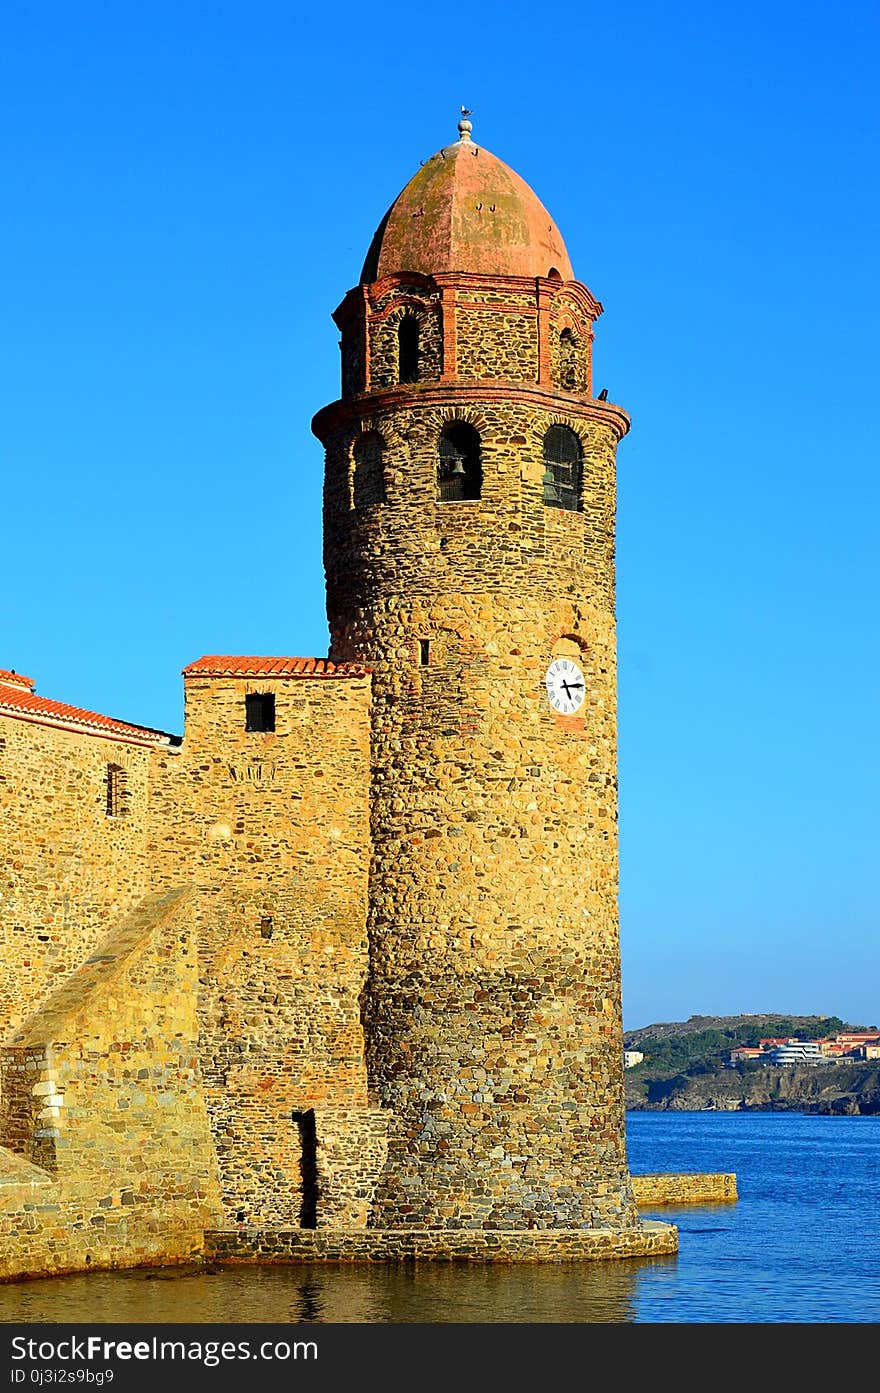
[{"xmin": 312, "ymin": 118, "xmax": 640, "ymax": 1234}]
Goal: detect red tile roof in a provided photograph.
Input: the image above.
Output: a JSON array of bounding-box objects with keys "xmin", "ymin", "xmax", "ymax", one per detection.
[
  {"xmin": 0, "ymin": 670, "xmax": 35, "ymax": 692},
  {"xmin": 182, "ymin": 655, "xmax": 370, "ymax": 679},
  {"xmin": 0, "ymin": 681, "xmax": 174, "ymax": 747}
]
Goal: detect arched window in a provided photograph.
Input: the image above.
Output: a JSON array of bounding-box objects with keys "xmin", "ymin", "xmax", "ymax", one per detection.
[
  {"xmin": 559, "ymin": 328, "xmax": 578, "ymax": 392},
  {"xmin": 543, "ymin": 425, "xmax": 582, "ymax": 512},
  {"xmin": 105, "ymin": 763, "xmax": 128, "ymax": 818},
  {"xmin": 438, "ymin": 423, "xmax": 482, "ymax": 501},
  {"xmin": 353, "ymin": 431, "xmax": 385, "ymax": 509},
  {"xmin": 398, "ymin": 314, "xmax": 420, "ymax": 383}
]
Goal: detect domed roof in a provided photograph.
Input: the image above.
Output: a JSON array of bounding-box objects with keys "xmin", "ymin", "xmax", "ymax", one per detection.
[{"xmin": 360, "ymin": 121, "xmax": 574, "ymax": 283}]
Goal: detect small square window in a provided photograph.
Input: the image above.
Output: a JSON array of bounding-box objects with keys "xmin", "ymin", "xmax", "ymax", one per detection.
[{"xmin": 245, "ymin": 692, "xmax": 275, "ymax": 732}]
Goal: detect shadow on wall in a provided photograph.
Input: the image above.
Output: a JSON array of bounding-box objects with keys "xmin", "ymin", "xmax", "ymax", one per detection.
[
  {"xmin": 292, "ymin": 1108, "xmax": 318, "ymax": 1229},
  {"xmin": 0, "ymin": 886, "xmax": 223, "ymax": 1282}
]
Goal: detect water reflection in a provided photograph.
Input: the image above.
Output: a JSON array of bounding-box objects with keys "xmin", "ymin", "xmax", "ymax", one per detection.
[
  {"xmin": 0, "ymin": 1255, "xmax": 677, "ymax": 1324},
  {"xmin": 4, "ymin": 1116, "xmax": 877, "ymax": 1324}
]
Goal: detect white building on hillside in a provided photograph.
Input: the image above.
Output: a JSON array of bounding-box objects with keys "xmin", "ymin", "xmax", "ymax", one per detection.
[{"xmin": 769, "ymin": 1040, "xmax": 823, "ymax": 1065}]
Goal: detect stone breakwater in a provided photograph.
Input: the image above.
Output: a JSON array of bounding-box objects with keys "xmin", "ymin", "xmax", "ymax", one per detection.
[
  {"xmin": 630, "ymin": 1173, "xmax": 738, "ymax": 1205},
  {"xmin": 204, "ymin": 1220, "xmax": 677, "ymax": 1265}
]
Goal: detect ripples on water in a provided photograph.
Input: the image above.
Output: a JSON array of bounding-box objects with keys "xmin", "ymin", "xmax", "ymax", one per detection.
[{"xmin": 1, "ymin": 1114, "xmax": 878, "ymax": 1323}]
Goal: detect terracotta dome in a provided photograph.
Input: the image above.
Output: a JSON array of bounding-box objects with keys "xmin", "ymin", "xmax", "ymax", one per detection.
[{"xmin": 360, "ymin": 123, "xmax": 574, "ymax": 283}]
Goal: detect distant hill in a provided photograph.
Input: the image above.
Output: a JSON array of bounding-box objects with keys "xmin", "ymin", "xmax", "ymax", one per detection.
[
  {"xmin": 624, "ymin": 1012, "xmax": 868, "ymax": 1047},
  {"xmin": 623, "ymin": 1013, "xmax": 880, "ymax": 1114}
]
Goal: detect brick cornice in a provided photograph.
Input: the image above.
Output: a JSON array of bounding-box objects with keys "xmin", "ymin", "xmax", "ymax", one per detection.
[
  {"xmin": 369, "ymin": 293, "xmax": 436, "ymax": 326},
  {"xmin": 312, "ymin": 382, "xmax": 630, "ymax": 443},
  {"xmin": 332, "ymin": 271, "xmax": 602, "ymax": 328}
]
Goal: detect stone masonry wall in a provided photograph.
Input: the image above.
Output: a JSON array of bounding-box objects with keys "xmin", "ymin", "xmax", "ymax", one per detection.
[
  {"xmin": 549, "ymin": 324, "xmax": 588, "ymax": 393},
  {"xmin": 631, "ymin": 1173, "xmax": 738, "ymax": 1206},
  {"xmin": 368, "ymin": 286, "xmax": 443, "ymax": 389},
  {"xmin": 455, "ymin": 290, "xmax": 538, "ymax": 381},
  {"xmin": 319, "ymin": 378, "xmax": 634, "ymax": 1232},
  {"xmin": 146, "ymin": 672, "xmax": 380, "ymax": 1229},
  {"xmin": 548, "ymin": 292, "xmax": 593, "ymax": 394},
  {"xmin": 338, "ymin": 275, "xmax": 600, "ymax": 399},
  {"xmin": 0, "ymin": 887, "xmax": 223, "ymax": 1282},
  {"xmin": 205, "ymin": 1218, "xmax": 677, "ymax": 1265},
  {"xmin": 0, "ymin": 718, "xmax": 154, "ymax": 1055},
  {"xmin": 323, "ymin": 398, "xmax": 618, "ymax": 621}
]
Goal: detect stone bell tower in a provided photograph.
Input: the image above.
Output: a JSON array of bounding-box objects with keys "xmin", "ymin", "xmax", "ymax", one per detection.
[{"xmin": 312, "ymin": 117, "xmax": 641, "ymax": 1235}]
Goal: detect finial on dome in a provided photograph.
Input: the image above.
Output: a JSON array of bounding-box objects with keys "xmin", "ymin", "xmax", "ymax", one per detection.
[{"xmin": 458, "ymin": 106, "xmax": 473, "ymax": 142}]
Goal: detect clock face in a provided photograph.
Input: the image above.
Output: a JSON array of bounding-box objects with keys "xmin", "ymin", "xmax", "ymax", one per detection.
[{"xmin": 545, "ymin": 657, "xmax": 586, "ymax": 715}]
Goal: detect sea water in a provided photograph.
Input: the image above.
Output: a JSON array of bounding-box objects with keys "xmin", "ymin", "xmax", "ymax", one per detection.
[{"xmin": 0, "ymin": 1113, "xmax": 877, "ymax": 1323}]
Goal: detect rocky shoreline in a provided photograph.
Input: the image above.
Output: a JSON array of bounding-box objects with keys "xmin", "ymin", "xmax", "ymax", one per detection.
[{"xmin": 626, "ymin": 1062, "xmax": 880, "ymax": 1114}]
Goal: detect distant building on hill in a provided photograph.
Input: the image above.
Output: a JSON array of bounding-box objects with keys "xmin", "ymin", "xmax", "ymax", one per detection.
[
  {"xmin": 768, "ymin": 1041, "xmax": 823, "ymax": 1066},
  {"xmin": 818, "ymin": 1032, "xmax": 880, "ymax": 1060},
  {"xmin": 624, "ymin": 1050, "xmax": 644, "ymax": 1068},
  {"xmin": 729, "ymin": 1037, "xmax": 855, "ymax": 1066}
]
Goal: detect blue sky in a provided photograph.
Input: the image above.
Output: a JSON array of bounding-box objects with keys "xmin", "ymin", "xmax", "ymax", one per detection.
[{"xmin": 3, "ymin": 2, "xmax": 878, "ymax": 1030}]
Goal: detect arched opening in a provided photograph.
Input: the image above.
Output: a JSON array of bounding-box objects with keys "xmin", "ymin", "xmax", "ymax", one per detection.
[
  {"xmin": 547, "ymin": 266, "xmax": 563, "ymax": 281},
  {"xmin": 438, "ymin": 423, "xmax": 482, "ymax": 501},
  {"xmin": 353, "ymin": 431, "xmax": 385, "ymax": 509},
  {"xmin": 559, "ymin": 328, "xmax": 578, "ymax": 392},
  {"xmin": 398, "ymin": 314, "xmax": 420, "ymax": 383},
  {"xmin": 543, "ymin": 425, "xmax": 583, "ymax": 512}
]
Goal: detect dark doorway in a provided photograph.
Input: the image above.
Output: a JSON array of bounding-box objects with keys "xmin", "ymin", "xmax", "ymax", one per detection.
[{"xmin": 292, "ymin": 1108, "xmax": 318, "ymax": 1228}]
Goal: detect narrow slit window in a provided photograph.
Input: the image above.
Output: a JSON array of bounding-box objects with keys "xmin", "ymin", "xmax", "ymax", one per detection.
[
  {"xmin": 438, "ymin": 423, "xmax": 482, "ymax": 501},
  {"xmin": 542, "ymin": 425, "xmax": 583, "ymax": 512},
  {"xmin": 419, "ymin": 639, "xmax": 430, "ymax": 666},
  {"xmin": 105, "ymin": 763, "xmax": 127, "ymax": 818},
  {"xmin": 292, "ymin": 1108, "xmax": 318, "ymax": 1229},
  {"xmin": 398, "ymin": 314, "xmax": 420, "ymax": 383},
  {"xmin": 245, "ymin": 692, "xmax": 275, "ymax": 732}
]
